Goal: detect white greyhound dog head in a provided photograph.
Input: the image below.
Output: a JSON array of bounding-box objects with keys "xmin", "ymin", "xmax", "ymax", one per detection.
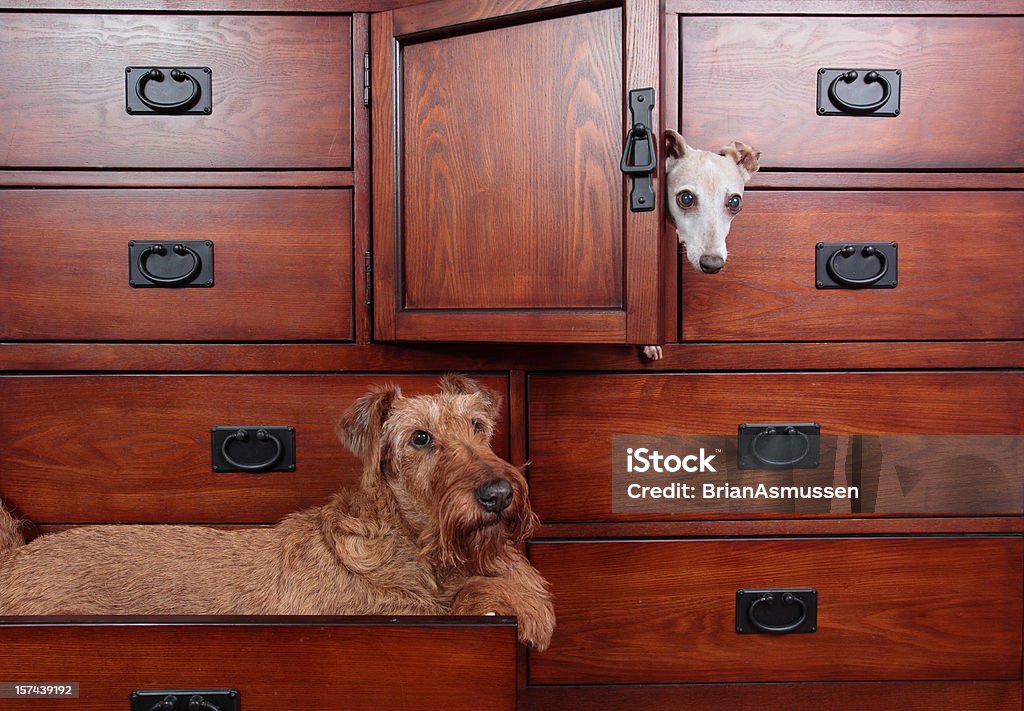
[{"xmin": 664, "ymin": 130, "xmax": 761, "ymax": 273}]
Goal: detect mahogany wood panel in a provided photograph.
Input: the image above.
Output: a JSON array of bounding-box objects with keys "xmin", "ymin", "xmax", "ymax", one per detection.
[
  {"xmin": 521, "ymin": 681, "xmax": 1022, "ymax": 711},
  {"xmin": 528, "ymin": 372, "xmax": 1024, "ymax": 521},
  {"xmin": 533, "ymin": 517, "xmax": 1024, "ymax": 538},
  {"xmin": 528, "ymin": 537, "xmax": 1024, "ymax": 684},
  {"xmin": 679, "ymin": 16, "xmax": 1024, "ymax": 169},
  {"xmin": 0, "ymin": 374, "xmax": 508, "ymax": 523},
  {"xmin": 682, "ymin": 191, "xmax": 1024, "ymax": 342},
  {"xmin": 667, "ymin": 0, "xmax": 1024, "ymax": 13},
  {"xmin": 1, "ymin": 1, "xmax": 427, "ymax": 9},
  {"xmin": 400, "ymin": 9, "xmax": 622, "ymax": 310},
  {"xmin": 28, "ymin": 518, "xmax": 1024, "ymax": 540},
  {"xmin": 0, "ymin": 14, "xmax": 351, "ymax": 169},
  {"xmin": 392, "ymin": 0, "xmax": 594, "ymax": 36},
  {"xmin": 2, "ymin": 341, "xmax": 1023, "ymax": 372},
  {"xmin": 352, "ymin": 13, "xmax": 373, "ymax": 345},
  {"xmin": 0, "ymin": 189, "xmax": 353, "ymax": 342},
  {"xmin": 0, "ymin": 617, "xmax": 516, "ymax": 711},
  {"xmin": 0, "ymin": 171, "xmax": 355, "ymax": 188},
  {"xmin": 374, "ymin": 0, "xmax": 661, "ymax": 342}
]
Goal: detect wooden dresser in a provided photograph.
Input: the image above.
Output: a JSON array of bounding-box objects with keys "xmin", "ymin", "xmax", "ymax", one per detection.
[{"xmin": 1, "ymin": 1, "xmax": 1021, "ymax": 709}]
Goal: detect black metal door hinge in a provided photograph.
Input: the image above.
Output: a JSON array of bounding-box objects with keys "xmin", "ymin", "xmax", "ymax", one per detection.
[
  {"xmin": 364, "ymin": 251, "xmax": 373, "ymax": 304},
  {"xmin": 362, "ymin": 52, "xmax": 370, "ymax": 106}
]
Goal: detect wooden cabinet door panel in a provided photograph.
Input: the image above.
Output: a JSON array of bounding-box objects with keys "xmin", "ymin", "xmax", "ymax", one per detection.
[{"xmin": 372, "ymin": 0, "xmax": 660, "ymax": 343}]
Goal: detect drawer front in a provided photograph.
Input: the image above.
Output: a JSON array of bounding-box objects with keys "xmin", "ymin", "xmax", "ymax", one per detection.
[
  {"xmin": 528, "ymin": 538, "xmax": 1024, "ymax": 684},
  {"xmin": 528, "ymin": 373, "xmax": 1023, "ymax": 521},
  {"xmin": 682, "ymin": 191, "xmax": 1024, "ymax": 342},
  {"xmin": 0, "ymin": 618, "xmax": 516, "ymax": 711},
  {"xmin": 680, "ymin": 16, "xmax": 1024, "ymax": 170},
  {"xmin": 0, "ymin": 14, "xmax": 351, "ymax": 169},
  {"xmin": 0, "ymin": 374, "xmax": 508, "ymax": 524},
  {"xmin": 0, "ymin": 189, "xmax": 353, "ymax": 341}
]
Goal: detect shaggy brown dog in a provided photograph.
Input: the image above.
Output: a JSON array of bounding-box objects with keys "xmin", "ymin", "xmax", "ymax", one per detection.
[{"xmin": 0, "ymin": 375, "xmax": 555, "ymax": 650}]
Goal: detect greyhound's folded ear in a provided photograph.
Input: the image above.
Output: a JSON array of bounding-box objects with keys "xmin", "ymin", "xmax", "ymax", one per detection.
[
  {"xmin": 665, "ymin": 129, "xmax": 692, "ymax": 161},
  {"xmin": 440, "ymin": 373, "xmax": 502, "ymax": 422},
  {"xmin": 719, "ymin": 140, "xmax": 762, "ymax": 181},
  {"xmin": 338, "ymin": 384, "xmax": 401, "ymax": 470}
]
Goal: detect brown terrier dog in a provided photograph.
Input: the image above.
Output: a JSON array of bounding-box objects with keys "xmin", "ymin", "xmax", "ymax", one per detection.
[{"xmin": 0, "ymin": 375, "xmax": 555, "ymax": 651}]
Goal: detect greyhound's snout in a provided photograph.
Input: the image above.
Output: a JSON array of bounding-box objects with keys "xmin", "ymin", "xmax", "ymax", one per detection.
[{"xmin": 699, "ymin": 255, "xmax": 725, "ymax": 274}]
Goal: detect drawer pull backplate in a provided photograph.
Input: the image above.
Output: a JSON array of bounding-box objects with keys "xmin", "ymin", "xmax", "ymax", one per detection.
[{"xmin": 737, "ymin": 588, "xmax": 818, "ymax": 635}]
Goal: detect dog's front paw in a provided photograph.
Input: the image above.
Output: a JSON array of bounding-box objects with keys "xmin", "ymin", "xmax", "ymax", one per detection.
[
  {"xmin": 452, "ymin": 577, "xmax": 556, "ymax": 652},
  {"xmin": 642, "ymin": 345, "xmax": 663, "ymax": 361},
  {"xmin": 516, "ymin": 595, "xmax": 555, "ymax": 652}
]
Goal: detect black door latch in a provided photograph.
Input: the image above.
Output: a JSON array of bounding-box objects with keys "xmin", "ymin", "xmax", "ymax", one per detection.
[{"xmin": 620, "ymin": 87, "xmax": 656, "ymax": 212}]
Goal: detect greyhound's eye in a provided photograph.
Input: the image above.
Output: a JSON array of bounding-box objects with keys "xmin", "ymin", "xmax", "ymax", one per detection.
[
  {"xmin": 727, "ymin": 194, "xmax": 743, "ymax": 213},
  {"xmin": 677, "ymin": 190, "xmax": 696, "ymax": 209},
  {"xmin": 411, "ymin": 431, "xmax": 433, "ymax": 448}
]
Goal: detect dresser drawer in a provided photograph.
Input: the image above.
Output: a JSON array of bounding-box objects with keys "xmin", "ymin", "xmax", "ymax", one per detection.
[
  {"xmin": 528, "ymin": 537, "xmax": 1023, "ymax": 684},
  {"xmin": 528, "ymin": 373, "xmax": 1023, "ymax": 521},
  {"xmin": 0, "ymin": 189, "xmax": 352, "ymax": 342},
  {"xmin": 682, "ymin": 191, "xmax": 1024, "ymax": 342},
  {"xmin": 0, "ymin": 374, "xmax": 508, "ymax": 524},
  {"xmin": 679, "ymin": 15, "xmax": 1023, "ymax": 169},
  {"xmin": 0, "ymin": 14, "xmax": 351, "ymax": 169},
  {"xmin": 0, "ymin": 617, "xmax": 516, "ymax": 710}
]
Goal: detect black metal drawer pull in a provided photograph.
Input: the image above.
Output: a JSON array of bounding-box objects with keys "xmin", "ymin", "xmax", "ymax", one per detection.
[
  {"xmin": 749, "ymin": 592, "xmax": 807, "ymax": 633},
  {"xmin": 736, "ymin": 588, "xmax": 817, "ymax": 635},
  {"xmin": 816, "ymin": 241, "xmax": 898, "ymax": 290},
  {"xmin": 828, "ymin": 70, "xmax": 890, "ymax": 114},
  {"xmin": 126, "ymin": 66, "xmax": 212, "ymax": 115},
  {"xmin": 817, "ymin": 68, "xmax": 901, "ymax": 117},
  {"xmin": 751, "ymin": 426, "xmax": 810, "ymax": 467},
  {"xmin": 827, "ymin": 244, "xmax": 888, "ymax": 287},
  {"xmin": 131, "ymin": 690, "xmax": 239, "ymax": 711},
  {"xmin": 738, "ymin": 423, "xmax": 820, "ymax": 470},
  {"xmin": 221, "ymin": 428, "xmax": 283, "ymax": 472},
  {"xmin": 129, "ymin": 240, "xmax": 214, "ymax": 289},
  {"xmin": 138, "ymin": 243, "xmax": 202, "ymax": 286},
  {"xmin": 211, "ymin": 426, "xmax": 296, "ymax": 474},
  {"xmin": 136, "ymin": 68, "xmax": 202, "ymax": 112}
]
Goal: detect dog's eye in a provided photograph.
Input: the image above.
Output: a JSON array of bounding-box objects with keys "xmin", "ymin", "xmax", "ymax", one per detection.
[
  {"xmin": 676, "ymin": 190, "xmax": 696, "ymax": 209},
  {"xmin": 727, "ymin": 194, "xmax": 743, "ymax": 213},
  {"xmin": 472, "ymin": 420, "xmax": 484, "ymax": 435},
  {"xmin": 411, "ymin": 431, "xmax": 432, "ymax": 448}
]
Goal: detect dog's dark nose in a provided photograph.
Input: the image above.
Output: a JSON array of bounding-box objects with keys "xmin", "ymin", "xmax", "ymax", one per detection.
[
  {"xmin": 699, "ymin": 255, "xmax": 725, "ymax": 273},
  {"xmin": 475, "ymin": 479, "xmax": 513, "ymax": 514}
]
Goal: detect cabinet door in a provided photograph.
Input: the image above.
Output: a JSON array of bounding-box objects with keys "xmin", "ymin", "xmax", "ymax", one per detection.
[{"xmin": 371, "ymin": 0, "xmax": 660, "ymax": 343}]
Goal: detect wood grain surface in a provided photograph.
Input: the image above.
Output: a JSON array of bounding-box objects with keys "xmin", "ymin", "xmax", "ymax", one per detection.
[
  {"xmin": 0, "ymin": 14, "xmax": 351, "ymax": 168},
  {"xmin": 528, "ymin": 372, "xmax": 1023, "ymax": 521},
  {"xmin": 0, "ymin": 618, "xmax": 516, "ymax": 711},
  {"xmin": 0, "ymin": 189, "xmax": 353, "ymax": 341},
  {"xmin": 679, "ymin": 16, "xmax": 1024, "ymax": 169},
  {"xmin": 2, "ymin": 341, "xmax": 1022, "ymax": 372},
  {"xmin": 0, "ymin": 374, "xmax": 508, "ymax": 523},
  {"xmin": 528, "ymin": 537, "xmax": 1023, "ymax": 683},
  {"xmin": 400, "ymin": 8, "xmax": 622, "ymax": 310},
  {"xmin": 681, "ymin": 191, "xmax": 1024, "ymax": 342},
  {"xmin": 521, "ymin": 681, "xmax": 1022, "ymax": 711}
]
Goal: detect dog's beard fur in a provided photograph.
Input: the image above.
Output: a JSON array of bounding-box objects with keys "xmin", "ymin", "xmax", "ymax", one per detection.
[{"xmin": 416, "ymin": 463, "xmax": 538, "ymax": 577}]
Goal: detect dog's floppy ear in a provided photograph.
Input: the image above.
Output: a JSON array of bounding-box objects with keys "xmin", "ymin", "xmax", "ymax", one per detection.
[
  {"xmin": 665, "ymin": 129, "xmax": 691, "ymax": 161},
  {"xmin": 338, "ymin": 384, "xmax": 401, "ymax": 468},
  {"xmin": 719, "ymin": 140, "xmax": 761, "ymax": 182},
  {"xmin": 440, "ymin": 373, "xmax": 502, "ymax": 422}
]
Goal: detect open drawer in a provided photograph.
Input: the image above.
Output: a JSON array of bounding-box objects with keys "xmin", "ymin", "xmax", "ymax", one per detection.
[{"xmin": 0, "ymin": 616, "xmax": 516, "ymax": 710}]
